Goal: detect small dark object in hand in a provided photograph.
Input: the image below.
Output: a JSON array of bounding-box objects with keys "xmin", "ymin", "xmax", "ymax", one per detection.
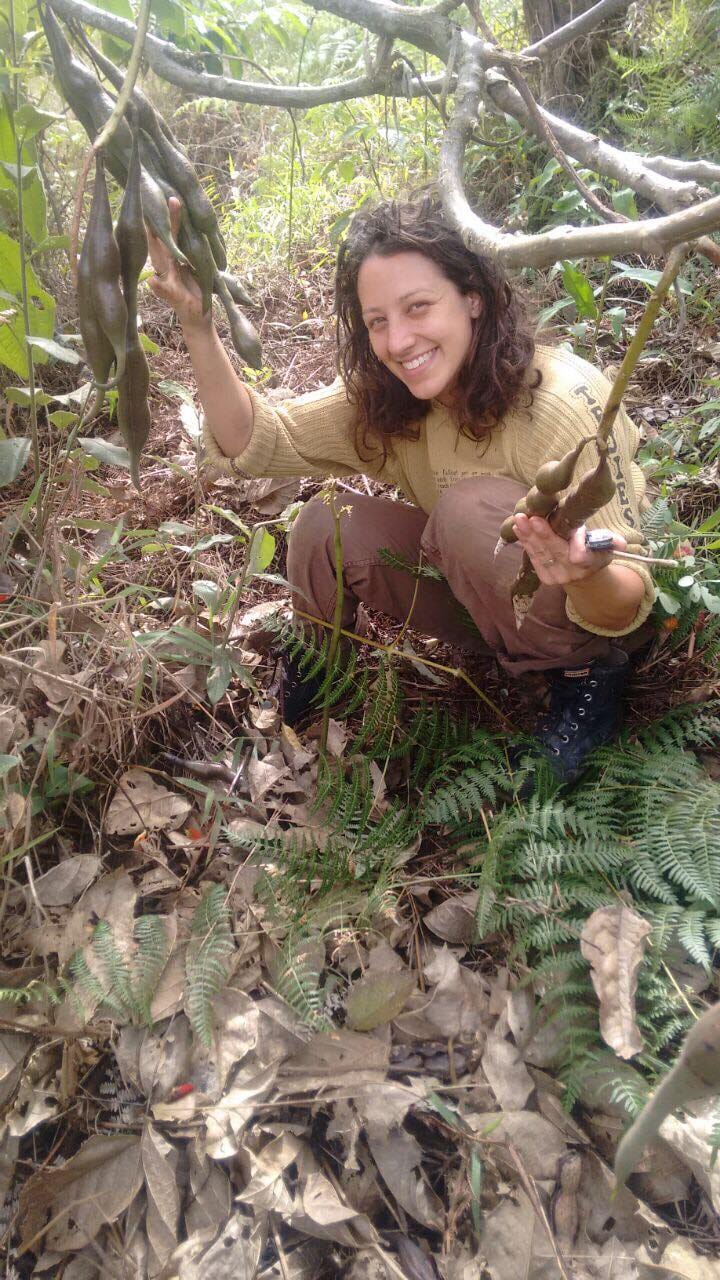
[{"xmin": 585, "ymin": 528, "xmax": 615, "ymax": 553}]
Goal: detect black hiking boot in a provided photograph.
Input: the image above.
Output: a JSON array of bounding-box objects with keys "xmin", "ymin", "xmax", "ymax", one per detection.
[
  {"xmin": 537, "ymin": 650, "xmax": 629, "ymax": 784},
  {"xmin": 278, "ymin": 649, "xmax": 326, "ymax": 728}
]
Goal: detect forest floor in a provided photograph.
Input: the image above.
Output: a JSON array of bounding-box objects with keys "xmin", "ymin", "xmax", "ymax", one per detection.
[{"xmin": 1, "ymin": 259, "xmax": 719, "ymax": 1279}]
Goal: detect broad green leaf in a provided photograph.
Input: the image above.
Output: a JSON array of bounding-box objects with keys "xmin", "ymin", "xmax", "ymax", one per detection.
[
  {"xmin": 0, "ymin": 436, "xmax": 30, "ymax": 486},
  {"xmin": 139, "ymin": 332, "xmax": 160, "ymax": 355},
  {"xmin": 5, "ymin": 386, "xmax": 51, "ymax": 406},
  {"xmin": 610, "ymin": 263, "xmax": 693, "ymax": 294},
  {"xmin": 77, "ymin": 438, "xmax": 131, "ymax": 470},
  {"xmin": 0, "ymin": 231, "xmax": 54, "ymax": 376},
  {"xmin": 0, "ymin": 754, "xmax": 20, "ymax": 778},
  {"xmin": 657, "ymin": 590, "xmax": 681, "ymax": 614},
  {"xmin": 26, "ymin": 335, "xmax": 82, "ymax": 364},
  {"xmin": 157, "ymin": 378, "xmax": 196, "ymax": 407},
  {"xmin": 612, "ymin": 188, "xmax": 638, "ymax": 219},
  {"xmin": 247, "ymin": 528, "xmax": 276, "ymax": 575},
  {"xmin": 13, "ymin": 105, "xmax": 61, "ymax": 143},
  {"xmin": 48, "ymin": 410, "xmax": 78, "ymax": 429},
  {"xmin": 561, "ymin": 261, "xmax": 597, "ymax": 320},
  {"xmin": 192, "ymin": 579, "xmax": 222, "ymax": 611},
  {"xmin": 0, "ymin": 0, "xmax": 28, "ymax": 46},
  {"xmin": 207, "ymin": 656, "xmax": 232, "ymax": 704}
]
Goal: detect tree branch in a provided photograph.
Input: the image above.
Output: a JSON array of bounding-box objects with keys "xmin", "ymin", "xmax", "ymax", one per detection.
[
  {"xmin": 522, "ymin": 0, "xmax": 631, "ymax": 58},
  {"xmin": 439, "ymin": 49, "xmax": 720, "ymax": 268}
]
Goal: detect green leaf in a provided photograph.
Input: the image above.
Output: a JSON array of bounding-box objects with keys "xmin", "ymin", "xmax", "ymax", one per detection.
[
  {"xmin": 207, "ymin": 655, "xmax": 232, "ymax": 704},
  {"xmin": 77, "ymin": 438, "xmax": 131, "ymax": 470},
  {"xmin": 657, "ymin": 590, "xmax": 681, "ymax": 614},
  {"xmin": 0, "ymin": 232, "xmax": 54, "ymax": 376},
  {"xmin": 25, "ymin": 335, "xmax": 82, "ymax": 364},
  {"xmin": 192, "ymin": 579, "xmax": 222, "ymax": 611},
  {"xmin": 0, "ymin": 754, "xmax": 20, "ymax": 777},
  {"xmin": 610, "ymin": 263, "xmax": 693, "ymax": 294},
  {"xmin": 611, "ymin": 188, "xmax": 638, "ymax": 219},
  {"xmin": 562, "ymin": 261, "xmax": 598, "ymax": 320},
  {"xmin": 139, "ymin": 332, "xmax": 160, "ymax": 355},
  {"xmin": 13, "ymin": 105, "xmax": 61, "ymax": 143},
  {"xmin": 0, "ymin": 437, "xmax": 30, "ymax": 486},
  {"xmin": 5, "ymin": 385, "xmax": 51, "ymax": 406},
  {"xmin": 48, "ymin": 410, "xmax": 78, "ymax": 429},
  {"xmin": 248, "ymin": 528, "xmax": 276, "ymax": 575},
  {"xmin": 157, "ymin": 378, "xmax": 196, "ymax": 407}
]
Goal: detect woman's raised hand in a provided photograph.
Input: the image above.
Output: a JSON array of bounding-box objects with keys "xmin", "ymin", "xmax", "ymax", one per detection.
[
  {"xmin": 512, "ymin": 513, "xmax": 626, "ymax": 586},
  {"xmin": 146, "ymin": 197, "xmax": 208, "ymax": 330}
]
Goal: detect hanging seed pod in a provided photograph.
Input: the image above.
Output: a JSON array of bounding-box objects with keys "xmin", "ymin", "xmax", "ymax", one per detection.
[
  {"xmin": 178, "ymin": 215, "xmax": 216, "ymax": 315},
  {"xmin": 217, "ymin": 271, "xmax": 254, "ymax": 308},
  {"xmin": 214, "ymin": 272, "xmax": 263, "ymax": 369},
  {"xmin": 206, "ymin": 225, "xmax": 228, "ymax": 272},
  {"xmin": 524, "ymin": 486, "xmax": 557, "ymax": 518},
  {"xmin": 77, "ymin": 194, "xmax": 115, "ymax": 405},
  {"xmin": 116, "ymin": 131, "xmax": 147, "ymax": 318},
  {"xmin": 86, "ymin": 155, "xmax": 128, "ymax": 387},
  {"xmin": 117, "ymin": 336, "xmax": 151, "ymax": 493}
]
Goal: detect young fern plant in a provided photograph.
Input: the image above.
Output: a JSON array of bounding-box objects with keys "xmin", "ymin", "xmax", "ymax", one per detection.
[
  {"xmin": 185, "ymin": 884, "xmax": 235, "ymax": 1047},
  {"xmin": 68, "ymin": 913, "xmax": 172, "ymax": 1026}
]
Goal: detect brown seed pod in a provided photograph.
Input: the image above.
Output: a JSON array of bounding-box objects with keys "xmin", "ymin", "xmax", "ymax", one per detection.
[
  {"xmin": 523, "ymin": 486, "xmax": 557, "ymax": 518},
  {"xmin": 552, "ymin": 451, "xmax": 617, "ymax": 540},
  {"xmin": 87, "ymin": 155, "xmax": 128, "ymax": 387},
  {"xmin": 77, "ymin": 209, "xmax": 115, "ymax": 401},
  {"xmin": 535, "ymin": 439, "xmax": 589, "ymax": 495},
  {"xmin": 206, "ymin": 225, "xmax": 228, "ymax": 272}
]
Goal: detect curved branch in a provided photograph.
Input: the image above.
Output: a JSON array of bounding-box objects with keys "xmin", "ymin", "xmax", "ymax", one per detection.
[
  {"xmin": 484, "ymin": 72, "xmax": 711, "ymax": 214},
  {"xmin": 644, "ymin": 155, "xmax": 720, "ymax": 185},
  {"xmin": 439, "ymin": 52, "xmax": 720, "ymax": 268},
  {"xmin": 522, "ymin": 0, "xmax": 631, "ymax": 59}
]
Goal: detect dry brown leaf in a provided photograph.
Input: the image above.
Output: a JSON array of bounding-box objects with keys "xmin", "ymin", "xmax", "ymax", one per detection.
[
  {"xmin": 142, "ymin": 1124, "xmax": 180, "ymax": 1276},
  {"xmin": 105, "ymin": 767, "xmax": 192, "ymax": 836},
  {"xmin": 278, "ymin": 1028, "xmax": 389, "ymax": 1095},
  {"xmin": 326, "ymin": 718, "xmax": 348, "ymax": 758},
  {"xmin": 30, "ymin": 854, "xmax": 101, "ymax": 907},
  {"xmin": 365, "ymin": 1123, "xmax": 444, "ymax": 1229},
  {"xmin": 470, "ymin": 1110, "xmax": 567, "ymax": 1181},
  {"xmin": 19, "ymin": 1133, "xmax": 143, "ymax": 1253},
  {"xmin": 33, "ymin": 868, "xmax": 137, "ymax": 969},
  {"xmin": 345, "ymin": 970, "xmax": 416, "ymax": 1031},
  {"xmin": 204, "ymin": 1060, "xmax": 279, "ymax": 1159},
  {"xmin": 0, "ymin": 703, "xmax": 27, "ymax": 754},
  {"xmin": 480, "ymin": 1189, "xmax": 555, "ymax": 1280},
  {"xmin": 481, "ymin": 1034, "xmax": 535, "ymax": 1110},
  {"xmin": 637, "ymin": 1237, "xmax": 720, "ymax": 1279},
  {"xmin": 659, "ymin": 1102, "xmax": 720, "ymax": 1212},
  {"xmin": 580, "ymin": 904, "xmax": 651, "ymax": 1059},
  {"xmin": 0, "ymin": 1032, "xmax": 32, "ymax": 1109},
  {"xmin": 247, "ymin": 749, "xmax": 289, "ymax": 804},
  {"xmin": 185, "ymin": 1143, "xmax": 232, "ymax": 1237},
  {"xmin": 7, "ymin": 1081, "xmax": 59, "ymax": 1137},
  {"xmin": 423, "ymin": 946, "xmax": 489, "ymax": 1037},
  {"xmin": 30, "ymin": 640, "xmax": 92, "ymax": 711},
  {"xmin": 424, "ymin": 892, "xmax": 479, "ymax": 944},
  {"xmin": 173, "ymin": 1213, "xmax": 262, "ymax": 1280}
]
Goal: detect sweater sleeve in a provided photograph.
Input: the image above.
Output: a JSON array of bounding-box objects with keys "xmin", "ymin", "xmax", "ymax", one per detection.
[
  {"xmin": 202, "ymin": 379, "xmax": 398, "ymax": 484},
  {"xmin": 513, "ymin": 355, "xmax": 654, "ymax": 638}
]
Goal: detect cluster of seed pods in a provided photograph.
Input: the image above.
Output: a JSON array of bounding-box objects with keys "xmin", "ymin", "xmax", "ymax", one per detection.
[
  {"xmin": 41, "ymin": 5, "xmax": 262, "ymax": 489},
  {"xmin": 497, "ymin": 436, "xmax": 620, "ymax": 626}
]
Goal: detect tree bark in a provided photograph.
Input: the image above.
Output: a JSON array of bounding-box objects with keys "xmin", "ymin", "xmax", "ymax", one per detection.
[{"xmin": 523, "ymin": 0, "xmax": 609, "ymax": 107}]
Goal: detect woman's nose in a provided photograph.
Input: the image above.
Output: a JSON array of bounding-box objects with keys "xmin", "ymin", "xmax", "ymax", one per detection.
[{"xmin": 386, "ymin": 315, "xmax": 414, "ymax": 356}]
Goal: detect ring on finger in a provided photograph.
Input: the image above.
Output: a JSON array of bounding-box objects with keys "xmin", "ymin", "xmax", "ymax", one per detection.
[{"xmin": 541, "ymin": 557, "xmax": 557, "ymax": 566}]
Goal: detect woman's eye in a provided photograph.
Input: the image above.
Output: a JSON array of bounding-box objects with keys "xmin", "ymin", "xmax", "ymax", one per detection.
[
  {"xmin": 409, "ymin": 301, "xmax": 428, "ymax": 313},
  {"xmin": 368, "ymin": 317, "xmax": 385, "ymax": 330}
]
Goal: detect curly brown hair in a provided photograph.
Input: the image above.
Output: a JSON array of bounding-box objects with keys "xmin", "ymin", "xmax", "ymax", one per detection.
[{"xmin": 335, "ymin": 194, "xmax": 539, "ymax": 461}]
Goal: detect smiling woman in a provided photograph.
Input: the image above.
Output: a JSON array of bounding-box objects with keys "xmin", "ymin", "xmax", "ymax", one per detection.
[{"xmin": 153, "ymin": 193, "xmax": 653, "ymax": 783}]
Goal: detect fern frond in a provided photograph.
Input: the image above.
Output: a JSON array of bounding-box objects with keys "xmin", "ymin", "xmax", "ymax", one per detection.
[{"xmin": 185, "ymin": 885, "xmax": 234, "ymax": 1047}]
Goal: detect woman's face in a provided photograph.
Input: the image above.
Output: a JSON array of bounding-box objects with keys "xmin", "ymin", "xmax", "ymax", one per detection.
[{"xmin": 357, "ymin": 251, "xmax": 481, "ymax": 404}]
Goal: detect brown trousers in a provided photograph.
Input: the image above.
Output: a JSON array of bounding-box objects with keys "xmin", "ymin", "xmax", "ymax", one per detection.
[{"xmin": 286, "ymin": 477, "xmax": 627, "ymax": 675}]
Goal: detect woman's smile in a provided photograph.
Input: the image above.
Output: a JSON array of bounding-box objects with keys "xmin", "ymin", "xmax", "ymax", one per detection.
[{"xmin": 357, "ymin": 251, "xmax": 481, "ymax": 403}]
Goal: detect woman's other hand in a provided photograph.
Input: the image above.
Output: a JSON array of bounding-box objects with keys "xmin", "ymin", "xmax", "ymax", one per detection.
[
  {"xmin": 147, "ymin": 196, "xmax": 208, "ymax": 331},
  {"xmin": 512, "ymin": 513, "xmax": 626, "ymax": 585}
]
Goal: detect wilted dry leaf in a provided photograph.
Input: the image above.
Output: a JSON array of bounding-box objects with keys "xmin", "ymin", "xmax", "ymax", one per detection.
[
  {"xmin": 365, "ymin": 1123, "xmax": 444, "ymax": 1229},
  {"xmin": 326, "ymin": 717, "xmax": 348, "ymax": 757},
  {"xmin": 204, "ymin": 1060, "xmax": 279, "ymax": 1159},
  {"xmin": 30, "ymin": 639, "xmax": 92, "ymax": 710},
  {"xmin": 637, "ymin": 1237, "xmax": 720, "ymax": 1279},
  {"xmin": 249, "ymin": 698, "xmax": 280, "ymax": 733},
  {"xmin": 185, "ymin": 1143, "xmax": 231, "ymax": 1236},
  {"xmin": 424, "ymin": 892, "xmax": 479, "ymax": 944},
  {"xmin": 279, "ymin": 1028, "xmax": 389, "ymax": 1095},
  {"xmin": 481, "ymin": 1035, "xmax": 535, "ymax": 1110},
  {"xmin": 660, "ymin": 1101, "xmax": 720, "ymax": 1212},
  {"xmin": 173, "ymin": 1212, "xmax": 262, "ymax": 1280},
  {"xmin": 105, "ymin": 767, "xmax": 192, "ymax": 836},
  {"xmin": 19, "ymin": 1133, "xmax": 143, "ymax": 1253},
  {"xmin": 472, "ymin": 1110, "xmax": 567, "ymax": 1181},
  {"xmin": 142, "ymin": 1124, "xmax": 180, "ymax": 1275},
  {"xmin": 423, "ymin": 946, "xmax": 489, "ymax": 1037},
  {"xmin": 30, "ymin": 854, "xmax": 100, "ymax": 907},
  {"xmin": 0, "ymin": 1032, "xmax": 32, "ymax": 1109},
  {"xmin": 580, "ymin": 904, "xmax": 651, "ymax": 1059},
  {"xmin": 247, "ymin": 750, "xmax": 289, "ymax": 804},
  {"xmin": 345, "ymin": 970, "xmax": 416, "ymax": 1031},
  {"xmin": 0, "ymin": 703, "xmax": 27, "ymax": 754},
  {"xmin": 33, "ymin": 868, "xmax": 137, "ymax": 968},
  {"xmin": 7, "ymin": 1081, "xmax": 59, "ymax": 1137},
  {"xmin": 480, "ymin": 1189, "xmax": 552, "ymax": 1280}
]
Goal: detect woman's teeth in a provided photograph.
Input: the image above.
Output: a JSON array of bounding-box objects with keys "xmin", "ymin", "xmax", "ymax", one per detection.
[{"xmin": 402, "ymin": 349, "xmax": 436, "ymax": 371}]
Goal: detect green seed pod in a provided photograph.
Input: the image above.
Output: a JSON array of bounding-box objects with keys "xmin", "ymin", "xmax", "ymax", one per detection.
[
  {"xmin": 117, "ymin": 333, "xmax": 151, "ymax": 492},
  {"xmin": 116, "ymin": 131, "xmax": 147, "ymax": 321},
  {"xmin": 214, "ymin": 272, "xmax": 263, "ymax": 369},
  {"xmin": 217, "ymin": 271, "xmax": 254, "ymax": 308},
  {"xmin": 77, "ymin": 210, "xmax": 115, "ymax": 396},
  {"xmin": 139, "ymin": 170, "xmax": 188, "ymax": 266},
  {"xmin": 178, "ymin": 215, "xmax": 215, "ymax": 315},
  {"xmin": 206, "ymin": 225, "xmax": 228, "ymax": 272},
  {"xmin": 87, "ymin": 154, "xmax": 128, "ymax": 387},
  {"xmin": 535, "ymin": 440, "xmax": 588, "ymax": 495}
]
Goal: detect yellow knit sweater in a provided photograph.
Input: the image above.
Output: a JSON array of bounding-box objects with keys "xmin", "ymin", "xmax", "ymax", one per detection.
[{"xmin": 203, "ymin": 345, "xmax": 653, "ymax": 637}]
